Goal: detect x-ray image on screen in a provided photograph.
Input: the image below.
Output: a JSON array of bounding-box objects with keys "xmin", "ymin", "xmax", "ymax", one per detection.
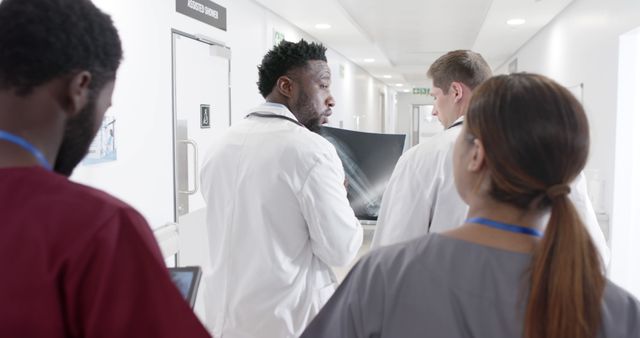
[{"xmin": 319, "ymin": 126, "xmax": 406, "ymax": 221}]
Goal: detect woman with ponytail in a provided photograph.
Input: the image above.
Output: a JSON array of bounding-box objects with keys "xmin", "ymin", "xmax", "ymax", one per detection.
[{"xmin": 301, "ymin": 73, "xmax": 640, "ymax": 338}]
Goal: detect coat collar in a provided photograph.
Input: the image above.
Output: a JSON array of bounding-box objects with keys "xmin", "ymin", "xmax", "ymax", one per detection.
[
  {"xmin": 446, "ymin": 116, "xmax": 465, "ymax": 130},
  {"xmin": 248, "ymin": 102, "xmax": 301, "ymax": 124}
]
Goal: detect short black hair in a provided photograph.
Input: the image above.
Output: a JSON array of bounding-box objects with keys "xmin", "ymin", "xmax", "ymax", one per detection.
[
  {"xmin": 257, "ymin": 39, "xmax": 327, "ymax": 98},
  {"xmin": 0, "ymin": 0, "xmax": 123, "ymax": 96}
]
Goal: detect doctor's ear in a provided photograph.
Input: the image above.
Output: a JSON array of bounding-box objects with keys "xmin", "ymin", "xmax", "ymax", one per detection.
[
  {"xmin": 276, "ymin": 76, "xmax": 294, "ymax": 98},
  {"xmin": 468, "ymin": 138, "xmax": 485, "ymax": 172},
  {"xmin": 451, "ymin": 82, "xmax": 464, "ymax": 103},
  {"xmin": 65, "ymin": 71, "xmax": 92, "ymax": 118}
]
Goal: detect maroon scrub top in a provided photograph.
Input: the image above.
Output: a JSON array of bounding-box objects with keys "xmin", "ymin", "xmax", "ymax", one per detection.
[{"xmin": 0, "ymin": 167, "xmax": 211, "ymax": 338}]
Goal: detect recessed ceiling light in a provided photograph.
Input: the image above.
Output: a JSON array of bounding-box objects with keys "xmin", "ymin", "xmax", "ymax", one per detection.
[
  {"xmin": 403, "ymin": 89, "xmax": 411, "ymax": 93},
  {"xmin": 395, "ymin": 83, "xmax": 404, "ymax": 87},
  {"xmin": 315, "ymin": 23, "xmax": 332, "ymax": 29},
  {"xmin": 507, "ymin": 18, "xmax": 526, "ymax": 26},
  {"xmin": 364, "ymin": 58, "xmax": 375, "ymax": 63},
  {"xmin": 383, "ymin": 75, "xmax": 392, "ymax": 79}
]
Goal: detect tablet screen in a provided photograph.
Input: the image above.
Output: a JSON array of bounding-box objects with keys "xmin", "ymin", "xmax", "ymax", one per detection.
[{"xmin": 169, "ymin": 266, "xmax": 202, "ymax": 308}]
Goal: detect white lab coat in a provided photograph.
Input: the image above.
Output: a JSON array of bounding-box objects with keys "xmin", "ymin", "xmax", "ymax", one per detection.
[
  {"xmin": 200, "ymin": 102, "xmax": 362, "ymax": 338},
  {"xmin": 372, "ymin": 117, "xmax": 610, "ymax": 265},
  {"xmin": 372, "ymin": 117, "xmax": 466, "ymax": 247}
]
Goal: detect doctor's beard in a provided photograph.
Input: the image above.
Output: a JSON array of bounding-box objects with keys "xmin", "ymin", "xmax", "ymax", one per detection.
[
  {"xmin": 54, "ymin": 99, "xmax": 99, "ymax": 177},
  {"xmin": 291, "ymin": 91, "xmax": 324, "ymax": 132}
]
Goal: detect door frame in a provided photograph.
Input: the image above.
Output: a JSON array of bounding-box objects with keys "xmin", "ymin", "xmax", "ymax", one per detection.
[
  {"xmin": 411, "ymin": 104, "xmax": 435, "ymax": 146},
  {"xmin": 170, "ymin": 29, "xmax": 232, "ymax": 223}
]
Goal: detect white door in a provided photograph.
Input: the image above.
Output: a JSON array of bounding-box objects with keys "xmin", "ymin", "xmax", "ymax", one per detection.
[
  {"xmin": 411, "ymin": 104, "xmax": 439, "ymax": 145},
  {"xmin": 172, "ymin": 30, "xmax": 230, "ymax": 322}
]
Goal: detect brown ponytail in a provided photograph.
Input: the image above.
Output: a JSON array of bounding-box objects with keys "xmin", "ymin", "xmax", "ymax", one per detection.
[
  {"xmin": 466, "ymin": 73, "xmax": 605, "ymax": 338},
  {"xmin": 525, "ymin": 195, "xmax": 604, "ymax": 338}
]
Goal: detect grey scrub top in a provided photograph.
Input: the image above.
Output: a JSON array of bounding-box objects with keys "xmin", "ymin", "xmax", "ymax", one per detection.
[{"xmin": 301, "ymin": 233, "xmax": 640, "ymax": 338}]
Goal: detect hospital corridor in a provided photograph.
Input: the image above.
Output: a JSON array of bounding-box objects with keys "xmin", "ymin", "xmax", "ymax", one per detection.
[{"xmin": 1, "ymin": 0, "xmax": 640, "ymax": 337}]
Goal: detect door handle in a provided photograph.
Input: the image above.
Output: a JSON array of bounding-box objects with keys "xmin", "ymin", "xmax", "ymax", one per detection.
[{"xmin": 178, "ymin": 139, "xmax": 199, "ymax": 195}]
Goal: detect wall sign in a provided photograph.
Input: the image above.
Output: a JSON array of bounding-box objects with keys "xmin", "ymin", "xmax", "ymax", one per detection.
[
  {"xmin": 273, "ymin": 30, "xmax": 285, "ymax": 46},
  {"xmin": 84, "ymin": 115, "xmax": 117, "ymax": 165},
  {"xmin": 412, "ymin": 88, "xmax": 430, "ymax": 95},
  {"xmin": 200, "ymin": 104, "xmax": 211, "ymax": 128},
  {"xmin": 176, "ymin": 0, "xmax": 227, "ymax": 31}
]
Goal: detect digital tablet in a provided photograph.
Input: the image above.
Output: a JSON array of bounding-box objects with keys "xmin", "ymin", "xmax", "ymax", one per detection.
[{"xmin": 168, "ymin": 266, "xmax": 202, "ymax": 308}]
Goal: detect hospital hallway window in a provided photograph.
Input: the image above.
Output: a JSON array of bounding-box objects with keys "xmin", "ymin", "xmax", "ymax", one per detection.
[{"xmin": 610, "ymin": 26, "xmax": 640, "ymax": 299}]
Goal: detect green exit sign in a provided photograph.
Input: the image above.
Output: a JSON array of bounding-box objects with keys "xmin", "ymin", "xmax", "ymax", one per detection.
[
  {"xmin": 273, "ymin": 30, "xmax": 285, "ymax": 46},
  {"xmin": 412, "ymin": 87, "xmax": 430, "ymax": 95}
]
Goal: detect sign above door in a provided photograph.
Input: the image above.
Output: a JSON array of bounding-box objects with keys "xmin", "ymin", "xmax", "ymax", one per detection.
[{"xmin": 176, "ymin": 0, "xmax": 227, "ymax": 31}]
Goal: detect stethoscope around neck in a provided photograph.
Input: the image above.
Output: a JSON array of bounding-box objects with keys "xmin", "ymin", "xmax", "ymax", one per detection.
[
  {"xmin": 245, "ymin": 112, "xmax": 304, "ymax": 127},
  {"xmin": 0, "ymin": 130, "xmax": 52, "ymax": 170}
]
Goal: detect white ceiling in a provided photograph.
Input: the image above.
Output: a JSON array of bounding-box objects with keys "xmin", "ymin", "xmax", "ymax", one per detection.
[{"xmin": 253, "ymin": 0, "xmax": 575, "ymax": 89}]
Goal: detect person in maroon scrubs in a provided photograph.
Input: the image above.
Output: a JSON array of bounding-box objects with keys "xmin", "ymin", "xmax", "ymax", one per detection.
[{"xmin": 0, "ymin": 0, "xmax": 211, "ymax": 337}]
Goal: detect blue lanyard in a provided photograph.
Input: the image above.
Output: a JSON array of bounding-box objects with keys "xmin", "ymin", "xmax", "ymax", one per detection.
[
  {"xmin": 466, "ymin": 217, "xmax": 543, "ymax": 238},
  {"xmin": 0, "ymin": 130, "xmax": 52, "ymax": 170}
]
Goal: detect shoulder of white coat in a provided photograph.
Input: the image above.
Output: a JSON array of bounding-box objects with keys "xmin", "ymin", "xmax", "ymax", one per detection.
[
  {"xmin": 396, "ymin": 127, "xmax": 461, "ymax": 170},
  {"xmin": 285, "ymin": 128, "xmax": 340, "ymax": 160},
  {"xmin": 415, "ymin": 126, "xmax": 461, "ymax": 154}
]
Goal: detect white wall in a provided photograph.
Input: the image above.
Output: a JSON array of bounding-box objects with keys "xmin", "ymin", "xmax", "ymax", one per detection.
[
  {"xmin": 71, "ymin": 0, "xmax": 396, "ymax": 228},
  {"xmin": 611, "ymin": 27, "xmax": 640, "ymax": 297},
  {"xmin": 385, "ymin": 87, "xmax": 399, "ymax": 134},
  {"xmin": 327, "ymin": 56, "xmax": 395, "ymax": 132},
  {"xmin": 495, "ymin": 0, "xmax": 640, "ymax": 295},
  {"xmin": 495, "ymin": 0, "xmax": 640, "ymax": 221}
]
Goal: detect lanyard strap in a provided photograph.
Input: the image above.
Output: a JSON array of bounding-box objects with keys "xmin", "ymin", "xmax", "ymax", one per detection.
[
  {"xmin": 466, "ymin": 217, "xmax": 543, "ymax": 237},
  {"xmin": 246, "ymin": 112, "xmax": 304, "ymax": 127},
  {"xmin": 0, "ymin": 130, "xmax": 52, "ymax": 170}
]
